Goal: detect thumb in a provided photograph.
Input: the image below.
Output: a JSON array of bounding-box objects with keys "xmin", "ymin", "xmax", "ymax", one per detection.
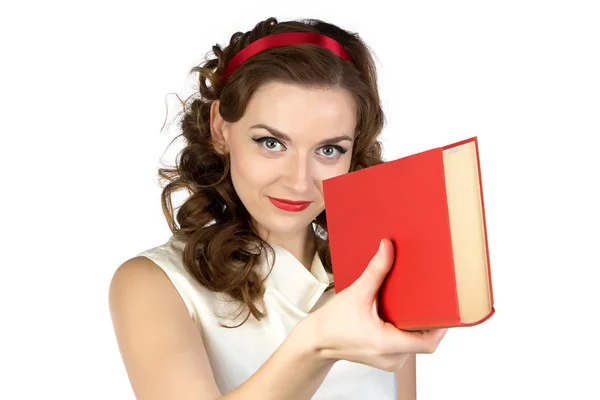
[{"xmin": 356, "ymin": 238, "xmax": 394, "ymax": 300}]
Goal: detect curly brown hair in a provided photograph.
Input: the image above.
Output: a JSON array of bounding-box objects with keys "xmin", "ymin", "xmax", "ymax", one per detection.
[{"xmin": 158, "ymin": 17, "xmax": 386, "ymax": 327}]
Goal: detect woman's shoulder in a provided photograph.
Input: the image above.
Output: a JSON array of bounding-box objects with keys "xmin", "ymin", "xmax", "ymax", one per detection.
[
  {"xmin": 132, "ymin": 235, "xmax": 204, "ymax": 282},
  {"xmin": 109, "ymin": 254, "xmax": 188, "ymax": 319},
  {"xmin": 110, "ymin": 255, "xmax": 169, "ymax": 289},
  {"xmin": 110, "ymin": 235, "xmax": 207, "ymax": 319},
  {"xmin": 110, "ymin": 236, "xmax": 189, "ymax": 302}
]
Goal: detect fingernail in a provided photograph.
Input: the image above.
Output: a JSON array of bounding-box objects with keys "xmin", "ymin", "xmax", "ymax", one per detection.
[{"xmin": 378, "ymin": 239, "xmax": 384, "ymax": 253}]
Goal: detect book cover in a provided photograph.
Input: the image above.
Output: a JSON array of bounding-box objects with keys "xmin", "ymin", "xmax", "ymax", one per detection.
[{"xmin": 322, "ymin": 137, "xmax": 495, "ymax": 330}]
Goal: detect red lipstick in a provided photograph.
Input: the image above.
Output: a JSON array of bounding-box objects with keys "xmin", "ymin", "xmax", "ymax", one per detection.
[{"xmin": 268, "ymin": 197, "xmax": 311, "ymax": 212}]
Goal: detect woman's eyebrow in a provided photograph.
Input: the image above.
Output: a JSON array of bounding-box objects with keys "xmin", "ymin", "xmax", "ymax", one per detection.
[{"xmin": 250, "ymin": 123, "xmax": 353, "ymax": 146}]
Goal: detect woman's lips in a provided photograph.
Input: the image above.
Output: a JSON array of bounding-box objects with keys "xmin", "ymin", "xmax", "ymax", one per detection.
[{"xmin": 268, "ymin": 197, "xmax": 312, "ymax": 212}]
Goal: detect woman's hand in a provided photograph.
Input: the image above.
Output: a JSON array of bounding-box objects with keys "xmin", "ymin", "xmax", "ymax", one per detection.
[{"xmin": 303, "ymin": 238, "xmax": 447, "ymax": 372}]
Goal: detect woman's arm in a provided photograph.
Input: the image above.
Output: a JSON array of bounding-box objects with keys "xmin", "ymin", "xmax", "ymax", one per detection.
[
  {"xmin": 395, "ymin": 355, "xmax": 416, "ymax": 400},
  {"xmin": 109, "ymin": 257, "xmax": 222, "ymax": 400},
  {"xmin": 109, "ymin": 257, "xmax": 335, "ymax": 400}
]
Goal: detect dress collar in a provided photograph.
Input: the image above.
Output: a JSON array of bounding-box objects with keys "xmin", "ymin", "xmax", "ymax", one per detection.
[
  {"xmin": 168, "ymin": 235, "xmax": 332, "ymax": 313},
  {"xmin": 263, "ymin": 244, "xmax": 332, "ymax": 313}
]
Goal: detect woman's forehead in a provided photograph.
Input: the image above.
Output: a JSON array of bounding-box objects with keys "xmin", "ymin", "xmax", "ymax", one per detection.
[{"xmin": 242, "ymin": 82, "xmax": 357, "ymax": 134}]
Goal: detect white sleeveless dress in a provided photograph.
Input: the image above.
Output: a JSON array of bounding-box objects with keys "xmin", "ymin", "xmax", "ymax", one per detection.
[{"xmin": 136, "ymin": 235, "xmax": 397, "ymax": 399}]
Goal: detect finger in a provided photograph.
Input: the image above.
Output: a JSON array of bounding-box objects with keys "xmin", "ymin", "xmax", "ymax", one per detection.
[
  {"xmin": 371, "ymin": 293, "xmax": 379, "ymax": 316},
  {"xmin": 355, "ymin": 238, "xmax": 395, "ymax": 300},
  {"xmin": 381, "ymin": 325, "xmax": 448, "ymax": 354},
  {"xmin": 408, "ymin": 328, "xmax": 447, "ymax": 353}
]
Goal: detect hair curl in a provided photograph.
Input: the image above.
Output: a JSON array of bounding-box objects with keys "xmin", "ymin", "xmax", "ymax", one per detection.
[{"xmin": 158, "ymin": 17, "xmax": 386, "ymax": 327}]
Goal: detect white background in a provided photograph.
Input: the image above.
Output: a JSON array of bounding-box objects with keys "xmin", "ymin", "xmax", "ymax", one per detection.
[{"xmin": 2, "ymin": 0, "xmax": 599, "ymax": 399}]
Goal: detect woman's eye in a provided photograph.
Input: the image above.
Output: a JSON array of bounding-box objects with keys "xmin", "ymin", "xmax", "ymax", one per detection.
[
  {"xmin": 252, "ymin": 136, "xmax": 348, "ymax": 158},
  {"xmin": 319, "ymin": 146, "xmax": 337, "ymax": 157},
  {"xmin": 253, "ymin": 137, "xmax": 284, "ymax": 151},
  {"xmin": 319, "ymin": 145, "xmax": 347, "ymax": 158},
  {"xmin": 265, "ymin": 139, "xmax": 282, "ymax": 150}
]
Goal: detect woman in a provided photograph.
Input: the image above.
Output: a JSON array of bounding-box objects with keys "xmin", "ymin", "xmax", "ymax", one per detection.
[{"xmin": 109, "ymin": 17, "xmax": 447, "ymax": 399}]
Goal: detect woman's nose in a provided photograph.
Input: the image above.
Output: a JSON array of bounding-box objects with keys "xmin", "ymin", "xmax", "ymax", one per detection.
[{"xmin": 282, "ymin": 154, "xmax": 312, "ymax": 193}]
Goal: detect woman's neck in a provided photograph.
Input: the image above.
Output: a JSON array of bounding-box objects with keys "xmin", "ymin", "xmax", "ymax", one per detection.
[{"xmin": 258, "ymin": 224, "xmax": 317, "ymax": 271}]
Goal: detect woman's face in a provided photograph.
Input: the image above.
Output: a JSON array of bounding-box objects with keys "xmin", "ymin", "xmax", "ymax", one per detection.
[{"xmin": 214, "ymin": 81, "xmax": 357, "ymax": 242}]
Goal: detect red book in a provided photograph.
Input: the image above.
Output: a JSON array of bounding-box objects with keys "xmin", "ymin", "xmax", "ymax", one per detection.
[{"xmin": 323, "ymin": 137, "xmax": 495, "ymax": 330}]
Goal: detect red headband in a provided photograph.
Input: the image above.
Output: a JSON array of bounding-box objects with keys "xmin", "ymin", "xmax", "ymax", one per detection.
[{"xmin": 221, "ymin": 32, "xmax": 353, "ymax": 84}]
